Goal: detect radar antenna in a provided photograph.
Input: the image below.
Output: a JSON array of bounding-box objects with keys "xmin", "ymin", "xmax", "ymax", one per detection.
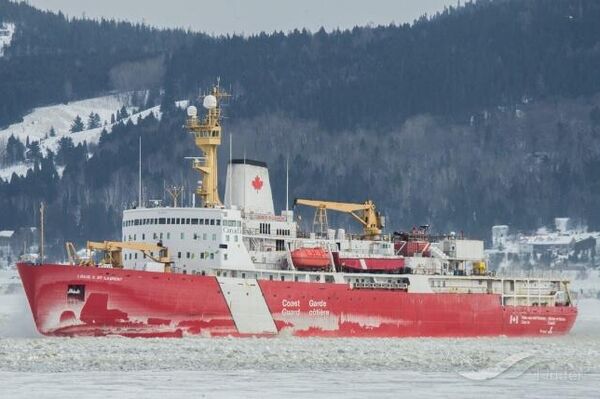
[{"xmin": 186, "ymin": 81, "xmax": 231, "ymax": 207}]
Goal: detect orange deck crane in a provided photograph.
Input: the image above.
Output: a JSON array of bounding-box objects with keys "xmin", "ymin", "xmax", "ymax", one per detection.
[{"xmin": 294, "ymin": 198, "xmax": 384, "ymax": 239}]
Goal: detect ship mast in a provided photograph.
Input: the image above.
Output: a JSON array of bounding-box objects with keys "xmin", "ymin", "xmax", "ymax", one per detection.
[{"xmin": 186, "ymin": 81, "xmax": 230, "ymax": 208}]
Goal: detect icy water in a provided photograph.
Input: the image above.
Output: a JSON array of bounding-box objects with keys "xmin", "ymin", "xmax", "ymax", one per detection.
[{"xmin": 1, "ymin": 272, "xmax": 599, "ymax": 398}]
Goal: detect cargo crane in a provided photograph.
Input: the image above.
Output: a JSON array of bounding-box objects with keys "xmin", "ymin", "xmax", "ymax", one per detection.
[
  {"xmin": 294, "ymin": 199, "xmax": 384, "ymax": 239},
  {"xmin": 66, "ymin": 241, "xmax": 172, "ymax": 271}
]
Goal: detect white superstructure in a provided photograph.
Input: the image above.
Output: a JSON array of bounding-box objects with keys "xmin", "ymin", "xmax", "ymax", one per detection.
[{"xmin": 122, "ymin": 158, "xmax": 397, "ymax": 274}]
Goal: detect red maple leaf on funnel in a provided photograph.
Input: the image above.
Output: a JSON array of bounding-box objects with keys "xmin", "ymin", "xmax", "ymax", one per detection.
[{"xmin": 251, "ymin": 175, "xmax": 263, "ymax": 191}]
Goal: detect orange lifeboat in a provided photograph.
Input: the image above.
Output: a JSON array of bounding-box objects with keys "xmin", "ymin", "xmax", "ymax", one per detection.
[{"xmin": 291, "ymin": 247, "xmax": 330, "ymax": 270}]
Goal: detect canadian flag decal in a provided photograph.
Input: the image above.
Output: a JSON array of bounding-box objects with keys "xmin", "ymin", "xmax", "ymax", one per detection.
[{"xmin": 251, "ymin": 175, "xmax": 264, "ymax": 191}]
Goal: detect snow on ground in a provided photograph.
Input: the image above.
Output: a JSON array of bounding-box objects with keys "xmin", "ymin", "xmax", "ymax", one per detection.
[
  {"xmin": 0, "ymin": 95, "xmax": 190, "ymax": 181},
  {"xmin": 0, "ymin": 95, "xmax": 188, "ymax": 181},
  {"xmin": 0, "ymin": 22, "xmax": 15, "ymax": 57},
  {"xmin": 36, "ymin": 104, "xmax": 161, "ymax": 153},
  {"xmin": 0, "ymin": 163, "xmax": 30, "ymax": 181},
  {"xmin": 0, "ymin": 93, "xmax": 135, "ymax": 146}
]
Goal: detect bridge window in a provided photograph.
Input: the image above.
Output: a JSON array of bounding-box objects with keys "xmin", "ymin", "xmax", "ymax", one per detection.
[
  {"xmin": 210, "ymin": 219, "xmax": 215, "ymax": 226},
  {"xmin": 178, "ymin": 252, "xmax": 181, "ymax": 259},
  {"xmin": 176, "ymin": 218, "xmax": 180, "ymax": 224},
  {"xmin": 212, "ymin": 234, "xmax": 216, "ymax": 241},
  {"xmin": 142, "ymin": 234, "xmax": 145, "ymax": 240},
  {"xmin": 166, "ymin": 233, "xmax": 170, "ymax": 239},
  {"xmin": 216, "ymin": 220, "xmax": 221, "ymax": 226},
  {"xmin": 210, "ymin": 253, "xmax": 214, "ymax": 260},
  {"xmin": 159, "ymin": 218, "xmax": 166, "ymax": 225},
  {"xmin": 259, "ymin": 223, "xmax": 271, "ymax": 235},
  {"xmin": 199, "ymin": 219, "xmax": 204, "ymax": 225},
  {"xmin": 180, "ymin": 233, "xmax": 184, "ymax": 239},
  {"xmin": 204, "ymin": 218, "xmax": 209, "ymax": 225},
  {"xmin": 191, "ymin": 218, "xmax": 199, "ymax": 225}
]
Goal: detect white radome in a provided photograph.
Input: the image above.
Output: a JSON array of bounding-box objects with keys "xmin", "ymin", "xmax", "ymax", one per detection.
[
  {"xmin": 203, "ymin": 95, "xmax": 218, "ymax": 109},
  {"xmin": 187, "ymin": 105, "xmax": 198, "ymax": 117}
]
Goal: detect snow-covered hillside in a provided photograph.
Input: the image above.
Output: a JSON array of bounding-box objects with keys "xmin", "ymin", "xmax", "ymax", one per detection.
[
  {"xmin": 0, "ymin": 93, "xmax": 183, "ymax": 181},
  {"xmin": 0, "ymin": 22, "xmax": 15, "ymax": 57},
  {"xmin": 0, "ymin": 93, "xmax": 135, "ymax": 146}
]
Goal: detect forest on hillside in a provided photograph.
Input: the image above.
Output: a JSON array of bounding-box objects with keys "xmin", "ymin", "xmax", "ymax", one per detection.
[{"xmin": 2, "ymin": 0, "xmax": 600, "ymax": 258}]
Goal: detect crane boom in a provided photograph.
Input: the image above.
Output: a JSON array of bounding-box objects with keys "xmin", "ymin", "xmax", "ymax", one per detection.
[
  {"xmin": 82, "ymin": 241, "xmax": 172, "ymax": 270},
  {"xmin": 294, "ymin": 198, "xmax": 384, "ymax": 238}
]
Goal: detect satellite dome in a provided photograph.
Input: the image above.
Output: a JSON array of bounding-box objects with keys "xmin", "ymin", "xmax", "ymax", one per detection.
[
  {"xmin": 203, "ymin": 94, "xmax": 218, "ymax": 109},
  {"xmin": 186, "ymin": 105, "xmax": 198, "ymax": 117}
]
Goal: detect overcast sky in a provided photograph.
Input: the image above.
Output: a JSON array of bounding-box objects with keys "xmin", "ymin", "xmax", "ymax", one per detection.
[{"xmin": 26, "ymin": 0, "xmax": 452, "ymax": 35}]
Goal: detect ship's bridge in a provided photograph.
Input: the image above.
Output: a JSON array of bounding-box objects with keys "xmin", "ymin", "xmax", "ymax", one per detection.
[{"xmin": 121, "ymin": 206, "xmax": 254, "ymax": 274}]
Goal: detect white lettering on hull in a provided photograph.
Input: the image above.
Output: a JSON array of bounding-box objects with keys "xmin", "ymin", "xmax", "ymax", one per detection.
[{"xmin": 76, "ymin": 274, "xmax": 123, "ymax": 282}]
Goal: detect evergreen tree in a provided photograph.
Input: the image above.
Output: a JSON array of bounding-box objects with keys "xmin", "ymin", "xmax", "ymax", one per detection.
[
  {"xmin": 117, "ymin": 106, "xmax": 129, "ymax": 121},
  {"xmin": 70, "ymin": 115, "xmax": 85, "ymax": 133},
  {"xmin": 99, "ymin": 128, "xmax": 109, "ymax": 145},
  {"xmin": 6, "ymin": 135, "xmax": 25, "ymax": 165},
  {"xmin": 26, "ymin": 140, "xmax": 42, "ymax": 162},
  {"xmin": 87, "ymin": 112, "xmax": 101, "ymax": 129},
  {"xmin": 56, "ymin": 136, "xmax": 75, "ymax": 166},
  {"xmin": 49, "ymin": 126, "xmax": 56, "ymax": 137},
  {"xmin": 110, "ymin": 113, "xmax": 116, "ymax": 124}
]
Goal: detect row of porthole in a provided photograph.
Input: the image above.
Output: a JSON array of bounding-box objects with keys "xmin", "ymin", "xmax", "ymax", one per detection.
[{"xmin": 123, "ymin": 217, "xmax": 232, "ymax": 227}]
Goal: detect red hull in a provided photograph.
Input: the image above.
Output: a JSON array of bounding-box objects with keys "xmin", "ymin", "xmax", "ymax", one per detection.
[{"xmin": 17, "ymin": 263, "xmax": 577, "ymax": 338}]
